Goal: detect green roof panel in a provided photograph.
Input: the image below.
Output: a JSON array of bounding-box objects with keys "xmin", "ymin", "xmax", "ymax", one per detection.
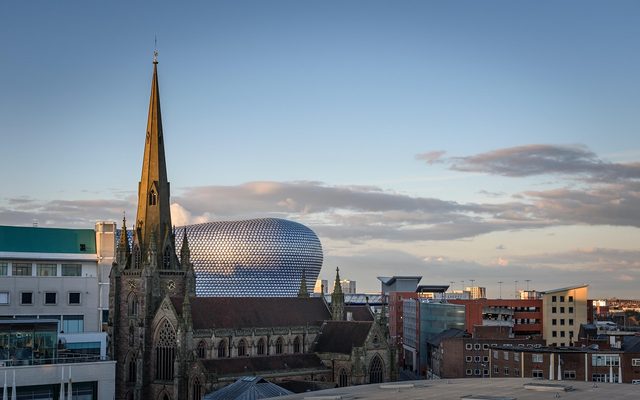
[{"xmin": 0, "ymin": 226, "xmax": 96, "ymax": 254}]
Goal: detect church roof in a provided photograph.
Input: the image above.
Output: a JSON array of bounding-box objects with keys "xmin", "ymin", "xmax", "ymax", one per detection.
[
  {"xmin": 313, "ymin": 321, "xmax": 373, "ymax": 354},
  {"xmin": 170, "ymin": 297, "xmax": 331, "ymax": 329},
  {"xmin": 201, "ymin": 354, "xmax": 326, "ymax": 377},
  {"xmin": 344, "ymin": 305, "xmax": 374, "ymax": 321},
  {"xmin": 203, "ymin": 376, "xmax": 292, "ymax": 400}
]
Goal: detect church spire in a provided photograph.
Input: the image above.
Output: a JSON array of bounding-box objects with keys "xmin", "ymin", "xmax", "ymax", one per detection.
[
  {"xmin": 133, "ymin": 54, "xmax": 173, "ymax": 267},
  {"xmin": 117, "ymin": 213, "xmax": 131, "ymax": 267},
  {"xmin": 297, "ymin": 268, "xmax": 309, "ymax": 298},
  {"xmin": 331, "ymin": 267, "xmax": 345, "ymax": 320}
]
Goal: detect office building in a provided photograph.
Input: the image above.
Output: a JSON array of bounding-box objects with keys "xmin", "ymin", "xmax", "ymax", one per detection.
[{"xmin": 540, "ymin": 285, "xmax": 589, "ymax": 346}]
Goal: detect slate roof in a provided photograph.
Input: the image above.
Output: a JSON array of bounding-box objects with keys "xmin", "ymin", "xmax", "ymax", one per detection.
[
  {"xmin": 202, "ymin": 354, "xmax": 327, "ymax": 377},
  {"xmin": 313, "ymin": 321, "xmax": 373, "ymax": 354},
  {"xmin": 204, "ymin": 376, "xmax": 292, "ymax": 400},
  {"xmin": 171, "ymin": 297, "xmax": 331, "ymax": 330},
  {"xmin": 344, "ymin": 305, "xmax": 374, "ymax": 321}
]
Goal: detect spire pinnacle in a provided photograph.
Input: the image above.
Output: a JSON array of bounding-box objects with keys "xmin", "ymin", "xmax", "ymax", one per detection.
[{"xmin": 298, "ymin": 268, "xmax": 309, "ymax": 298}]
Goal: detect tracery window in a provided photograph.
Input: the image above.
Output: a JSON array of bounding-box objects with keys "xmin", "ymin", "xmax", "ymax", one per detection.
[
  {"xmin": 275, "ymin": 337, "xmax": 283, "ymax": 354},
  {"xmin": 338, "ymin": 368, "xmax": 349, "ymax": 387},
  {"xmin": 192, "ymin": 377, "xmax": 202, "ymax": 400},
  {"xmin": 149, "ymin": 190, "xmax": 157, "ymax": 206},
  {"xmin": 154, "ymin": 320, "xmax": 176, "ymax": 381},
  {"xmin": 197, "ymin": 341, "xmax": 206, "ymax": 358},
  {"xmin": 257, "ymin": 338, "xmax": 265, "ymax": 355},
  {"xmin": 163, "ymin": 245, "xmax": 172, "ymax": 269},
  {"xmin": 133, "ymin": 244, "xmax": 141, "ymax": 268},
  {"xmin": 127, "ymin": 355, "xmax": 137, "ymax": 383},
  {"xmin": 237, "ymin": 339, "xmax": 247, "ymax": 356},
  {"xmin": 369, "ymin": 355, "xmax": 384, "ymax": 383},
  {"xmin": 217, "ymin": 339, "xmax": 227, "ymax": 358},
  {"xmin": 293, "ymin": 336, "xmax": 301, "ymax": 353}
]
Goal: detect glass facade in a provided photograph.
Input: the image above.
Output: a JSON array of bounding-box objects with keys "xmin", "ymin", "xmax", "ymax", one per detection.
[
  {"xmin": 0, "ymin": 321, "xmax": 58, "ymax": 365},
  {"xmin": 170, "ymin": 218, "xmax": 323, "ymax": 296}
]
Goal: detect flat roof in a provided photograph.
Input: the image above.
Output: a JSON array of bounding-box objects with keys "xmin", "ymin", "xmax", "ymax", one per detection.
[
  {"xmin": 0, "ymin": 225, "xmax": 96, "ymax": 254},
  {"xmin": 273, "ymin": 378, "xmax": 640, "ymax": 400},
  {"xmin": 540, "ymin": 284, "xmax": 589, "ymax": 294}
]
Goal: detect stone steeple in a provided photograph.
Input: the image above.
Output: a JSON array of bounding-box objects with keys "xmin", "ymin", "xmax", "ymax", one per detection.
[
  {"xmin": 133, "ymin": 55, "xmax": 174, "ymax": 268},
  {"xmin": 297, "ymin": 269, "xmax": 309, "ymax": 298},
  {"xmin": 331, "ymin": 267, "xmax": 345, "ymax": 320}
]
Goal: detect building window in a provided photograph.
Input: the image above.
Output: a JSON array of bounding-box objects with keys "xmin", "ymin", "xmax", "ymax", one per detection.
[
  {"xmin": 68, "ymin": 292, "xmax": 81, "ymax": 305},
  {"xmin": 0, "ymin": 262, "xmax": 7, "ymax": 276},
  {"xmin": 560, "ymin": 307, "xmax": 565, "ymax": 313},
  {"xmin": 154, "ymin": 319, "xmax": 176, "ymax": 381},
  {"xmin": 63, "ymin": 315, "xmax": 84, "ymax": 333},
  {"xmin": 474, "ymin": 369, "xmax": 481, "ymax": 376},
  {"xmin": 474, "ymin": 343, "xmax": 481, "ymax": 350},
  {"xmin": 514, "ymin": 368, "xmax": 520, "ymax": 376},
  {"xmin": 493, "ymin": 365, "xmax": 499, "ymax": 374},
  {"xmin": 532, "ymin": 370, "xmax": 544, "ymax": 378},
  {"xmin": 257, "ymin": 338, "xmax": 265, "ymax": 355},
  {"xmin": 569, "ymin": 307, "xmax": 574, "ymax": 313},
  {"xmin": 368, "ymin": 355, "xmax": 384, "ymax": 383},
  {"xmin": 465, "ymin": 356, "xmax": 472, "ymax": 362},
  {"xmin": 21, "ymin": 292, "xmax": 33, "ymax": 305},
  {"xmin": 474, "ymin": 356, "xmax": 481, "ymax": 362},
  {"xmin": 133, "ymin": 245, "xmax": 141, "ymax": 268},
  {"xmin": 44, "ymin": 292, "xmax": 57, "ymax": 305},
  {"xmin": 192, "ymin": 377, "xmax": 202, "ymax": 400},
  {"xmin": 217, "ymin": 340, "xmax": 227, "ymax": 358},
  {"xmin": 483, "ymin": 356, "xmax": 489, "ymax": 362},
  {"xmin": 552, "ymin": 319, "xmax": 557, "ymax": 325},
  {"xmin": 514, "ymin": 352, "xmax": 520, "ymax": 362},
  {"xmin": 552, "ymin": 296, "xmax": 557, "ymax": 302},
  {"xmin": 128, "ymin": 293, "xmax": 138, "ymax": 317},
  {"xmin": 552, "ymin": 331, "xmax": 557, "ymax": 337},
  {"xmin": 465, "ymin": 369, "xmax": 472, "ymax": 376},
  {"xmin": 564, "ymin": 370, "xmax": 576, "ymax": 380},
  {"xmin": 632, "ymin": 358, "xmax": 640, "ymax": 367},
  {"xmin": 466, "ymin": 343, "xmax": 473, "ymax": 350},
  {"xmin": 504, "ymin": 351, "xmax": 509, "ymax": 361},
  {"xmin": 504, "ymin": 367, "xmax": 509, "ymax": 376},
  {"xmin": 569, "ymin": 319, "xmax": 574, "ymax": 326},
  {"xmin": 482, "ymin": 344, "xmax": 489, "ymax": 350},
  {"xmin": 128, "ymin": 356, "xmax": 137, "ymax": 383},
  {"xmin": 37, "ymin": 263, "xmax": 57, "ymax": 276},
  {"xmin": 275, "ymin": 337, "xmax": 284, "ymax": 354},
  {"xmin": 560, "ymin": 331, "xmax": 565, "ymax": 337},
  {"xmin": 493, "ymin": 350, "xmax": 498, "ymax": 359},
  {"xmin": 293, "ymin": 336, "xmax": 301, "ymax": 353},
  {"xmin": 237, "ymin": 339, "xmax": 247, "ymax": 356},
  {"xmin": 568, "ymin": 296, "xmax": 573, "ymax": 302},
  {"xmin": 13, "ymin": 263, "xmax": 32, "ymax": 276},
  {"xmin": 338, "ymin": 368, "xmax": 349, "ymax": 387},
  {"xmin": 560, "ymin": 319, "xmax": 565, "ymax": 326},
  {"xmin": 532, "ymin": 354, "xmax": 543, "ymax": 363},
  {"xmin": 149, "ymin": 190, "xmax": 157, "ymax": 206},
  {"xmin": 61, "ymin": 264, "xmax": 81, "ymax": 276},
  {"xmin": 163, "ymin": 246, "xmax": 171, "ymax": 269},
  {"xmin": 0, "ymin": 292, "xmax": 9, "ymax": 305},
  {"xmin": 552, "ymin": 307, "xmax": 557, "ymax": 313},
  {"xmin": 197, "ymin": 341, "xmax": 206, "ymax": 358},
  {"xmin": 560, "ymin": 296, "xmax": 565, "ymax": 302}
]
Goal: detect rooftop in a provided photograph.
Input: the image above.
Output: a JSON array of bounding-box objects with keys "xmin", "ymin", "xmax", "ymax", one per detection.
[
  {"xmin": 271, "ymin": 378, "xmax": 640, "ymax": 400},
  {"xmin": 539, "ymin": 284, "xmax": 589, "ymax": 294}
]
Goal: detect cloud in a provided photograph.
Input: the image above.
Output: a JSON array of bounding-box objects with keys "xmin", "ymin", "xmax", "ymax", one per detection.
[
  {"xmin": 440, "ymin": 144, "xmax": 640, "ymax": 182},
  {"xmin": 415, "ymin": 151, "xmax": 446, "ymax": 165}
]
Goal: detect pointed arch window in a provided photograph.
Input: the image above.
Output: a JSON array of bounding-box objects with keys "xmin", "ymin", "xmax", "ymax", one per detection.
[
  {"xmin": 133, "ymin": 244, "xmax": 141, "ymax": 268},
  {"xmin": 128, "ymin": 293, "xmax": 138, "ymax": 317},
  {"xmin": 197, "ymin": 340, "xmax": 207, "ymax": 358},
  {"xmin": 192, "ymin": 377, "xmax": 203, "ymax": 400},
  {"xmin": 163, "ymin": 245, "xmax": 172, "ymax": 269},
  {"xmin": 257, "ymin": 338, "xmax": 265, "ymax": 355},
  {"xmin": 127, "ymin": 355, "xmax": 137, "ymax": 383},
  {"xmin": 237, "ymin": 339, "xmax": 247, "ymax": 356},
  {"xmin": 338, "ymin": 368, "xmax": 349, "ymax": 387},
  {"xmin": 275, "ymin": 337, "xmax": 284, "ymax": 354},
  {"xmin": 293, "ymin": 336, "xmax": 301, "ymax": 353},
  {"xmin": 368, "ymin": 355, "xmax": 384, "ymax": 383},
  {"xmin": 217, "ymin": 339, "xmax": 227, "ymax": 358},
  {"xmin": 154, "ymin": 320, "xmax": 176, "ymax": 381},
  {"xmin": 149, "ymin": 190, "xmax": 157, "ymax": 206}
]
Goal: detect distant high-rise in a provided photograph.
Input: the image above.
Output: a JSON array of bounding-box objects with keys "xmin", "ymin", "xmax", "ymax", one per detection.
[
  {"xmin": 314, "ymin": 279, "xmax": 328, "ymax": 294},
  {"xmin": 465, "ymin": 286, "xmax": 486, "ymax": 300},
  {"xmin": 340, "ymin": 279, "xmax": 357, "ymax": 294}
]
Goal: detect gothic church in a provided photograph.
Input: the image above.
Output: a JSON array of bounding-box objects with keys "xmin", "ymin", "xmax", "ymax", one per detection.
[{"xmin": 108, "ymin": 57, "xmax": 394, "ymax": 400}]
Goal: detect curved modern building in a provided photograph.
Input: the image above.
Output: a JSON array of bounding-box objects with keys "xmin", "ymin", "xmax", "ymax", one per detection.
[{"xmin": 174, "ymin": 218, "xmax": 323, "ymax": 297}]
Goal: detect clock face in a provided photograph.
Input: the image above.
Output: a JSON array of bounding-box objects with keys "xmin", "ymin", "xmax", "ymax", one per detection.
[
  {"xmin": 128, "ymin": 280, "xmax": 137, "ymax": 290},
  {"xmin": 166, "ymin": 280, "xmax": 176, "ymax": 291}
]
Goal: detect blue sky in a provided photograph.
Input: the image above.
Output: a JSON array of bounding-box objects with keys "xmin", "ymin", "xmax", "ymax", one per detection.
[{"xmin": 1, "ymin": 1, "xmax": 639, "ymax": 297}]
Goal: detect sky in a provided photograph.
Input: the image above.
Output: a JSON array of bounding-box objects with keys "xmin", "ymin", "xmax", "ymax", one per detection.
[{"xmin": 1, "ymin": 1, "xmax": 639, "ymax": 298}]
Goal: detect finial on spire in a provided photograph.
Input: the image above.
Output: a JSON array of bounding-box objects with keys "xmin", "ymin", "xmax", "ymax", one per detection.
[{"xmin": 153, "ymin": 35, "xmax": 158, "ymax": 64}]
